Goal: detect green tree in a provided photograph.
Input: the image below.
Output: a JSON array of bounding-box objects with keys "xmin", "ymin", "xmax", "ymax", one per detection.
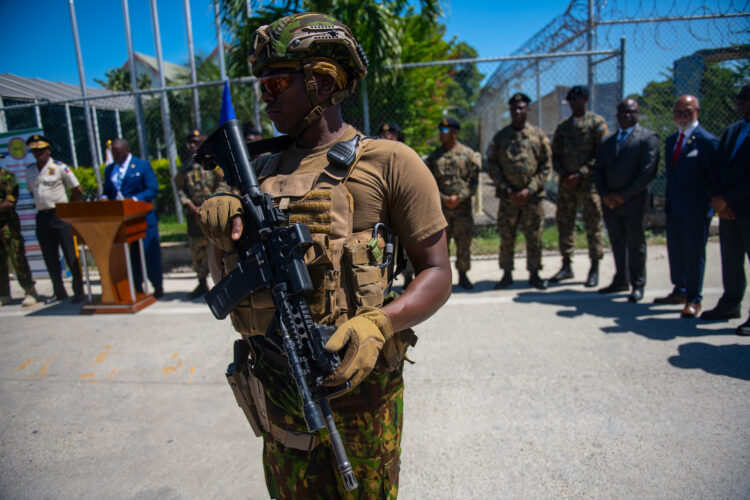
[{"xmin": 94, "ymin": 67, "xmax": 152, "ymax": 91}]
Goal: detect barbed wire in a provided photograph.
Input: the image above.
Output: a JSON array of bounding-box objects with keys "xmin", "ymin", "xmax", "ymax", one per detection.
[{"xmin": 598, "ymin": 0, "xmax": 750, "ymax": 49}]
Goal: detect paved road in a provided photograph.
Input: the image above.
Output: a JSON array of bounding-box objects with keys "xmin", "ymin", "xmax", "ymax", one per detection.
[{"xmin": 1, "ymin": 242, "xmax": 748, "ymax": 499}]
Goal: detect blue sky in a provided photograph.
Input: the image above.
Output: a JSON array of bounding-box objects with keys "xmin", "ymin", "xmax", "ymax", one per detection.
[
  {"xmin": 0, "ymin": 1, "xmax": 744, "ymax": 97},
  {"xmin": 0, "ymin": 0, "xmax": 566, "ymax": 88}
]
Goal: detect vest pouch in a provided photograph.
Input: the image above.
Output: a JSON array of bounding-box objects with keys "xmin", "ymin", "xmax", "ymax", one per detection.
[
  {"xmin": 223, "ymin": 252, "xmax": 276, "ymax": 337},
  {"xmin": 342, "ymin": 241, "xmax": 387, "ymax": 310},
  {"xmin": 373, "ymin": 328, "xmax": 418, "ymax": 375}
]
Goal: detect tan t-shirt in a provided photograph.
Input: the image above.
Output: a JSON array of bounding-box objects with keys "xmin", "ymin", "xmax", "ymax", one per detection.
[{"xmin": 261, "ymin": 125, "xmax": 446, "ymax": 248}]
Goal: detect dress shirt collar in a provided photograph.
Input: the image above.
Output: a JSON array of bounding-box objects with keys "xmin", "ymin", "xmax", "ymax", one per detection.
[
  {"xmin": 617, "ymin": 124, "xmax": 636, "ymax": 141},
  {"xmin": 118, "ymin": 153, "xmax": 132, "ymax": 171},
  {"xmin": 676, "ymin": 120, "xmax": 699, "ymax": 138}
]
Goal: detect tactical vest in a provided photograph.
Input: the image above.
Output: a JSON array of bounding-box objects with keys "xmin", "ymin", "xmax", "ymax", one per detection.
[{"xmin": 224, "ymin": 138, "xmax": 415, "ymax": 374}]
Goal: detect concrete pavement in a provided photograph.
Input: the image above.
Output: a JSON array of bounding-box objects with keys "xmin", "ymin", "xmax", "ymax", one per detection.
[{"xmin": 0, "ymin": 241, "xmax": 748, "ymax": 499}]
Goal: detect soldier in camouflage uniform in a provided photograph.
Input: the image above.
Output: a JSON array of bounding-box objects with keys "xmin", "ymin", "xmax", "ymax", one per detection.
[
  {"xmin": 487, "ymin": 93, "xmax": 551, "ymax": 290},
  {"xmin": 425, "ymin": 117, "xmax": 480, "ymax": 289},
  {"xmin": 549, "ymin": 85, "xmax": 609, "ymax": 288},
  {"xmin": 197, "ymin": 13, "xmax": 451, "ymax": 499},
  {"xmin": 175, "ymin": 128, "xmax": 221, "ymax": 299},
  {"xmin": 0, "ymin": 158, "xmax": 39, "ymax": 307}
]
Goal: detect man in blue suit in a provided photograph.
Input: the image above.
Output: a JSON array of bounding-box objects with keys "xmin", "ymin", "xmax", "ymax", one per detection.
[
  {"xmin": 103, "ymin": 139, "xmax": 164, "ymax": 298},
  {"xmin": 653, "ymin": 95, "xmax": 718, "ymax": 318},
  {"xmin": 702, "ymin": 82, "xmax": 750, "ymax": 335}
]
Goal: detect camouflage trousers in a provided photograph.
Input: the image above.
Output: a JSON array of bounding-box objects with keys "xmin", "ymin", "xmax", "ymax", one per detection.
[
  {"xmin": 188, "ymin": 236, "xmax": 209, "ymax": 280},
  {"xmin": 0, "ymin": 217, "xmax": 35, "ymax": 296},
  {"xmin": 497, "ymin": 196, "xmax": 544, "ymax": 272},
  {"xmin": 444, "ymin": 201, "xmax": 474, "ymax": 272},
  {"xmin": 555, "ymin": 179, "xmax": 604, "ymax": 261},
  {"xmin": 255, "ymin": 353, "xmax": 404, "ymax": 499}
]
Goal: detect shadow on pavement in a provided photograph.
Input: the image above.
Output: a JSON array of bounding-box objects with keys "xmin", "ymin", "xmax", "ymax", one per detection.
[
  {"xmin": 514, "ymin": 289, "xmax": 735, "ymax": 342},
  {"xmin": 669, "ymin": 342, "xmax": 750, "ymax": 380}
]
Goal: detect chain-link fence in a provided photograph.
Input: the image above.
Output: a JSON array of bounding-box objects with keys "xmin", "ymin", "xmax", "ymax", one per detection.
[{"xmin": 1, "ymin": 1, "xmax": 747, "ymax": 224}]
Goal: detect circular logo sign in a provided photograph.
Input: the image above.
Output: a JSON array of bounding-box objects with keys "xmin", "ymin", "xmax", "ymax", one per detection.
[{"xmin": 8, "ymin": 137, "xmax": 27, "ymax": 160}]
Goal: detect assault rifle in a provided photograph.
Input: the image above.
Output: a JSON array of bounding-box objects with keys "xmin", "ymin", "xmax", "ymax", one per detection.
[{"xmin": 193, "ymin": 119, "xmax": 358, "ymax": 491}]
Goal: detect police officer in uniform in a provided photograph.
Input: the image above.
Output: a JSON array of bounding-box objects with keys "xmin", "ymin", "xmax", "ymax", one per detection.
[
  {"xmin": 487, "ymin": 93, "xmax": 551, "ymax": 290},
  {"xmin": 0, "ymin": 154, "xmax": 39, "ymax": 306},
  {"xmin": 25, "ymin": 135, "xmax": 84, "ymax": 304},
  {"xmin": 425, "ymin": 117, "xmax": 481, "ymax": 289},
  {"xmin": 549, "ymin": 85, "xmax": 608, "ymax": 287},
  {"xmin": 198, "ymin": 12, "xmax": 452, "ymax": 499},
  {"xmin": 175, "ymin": 128, "xmax": 220, "ymax": 299}
]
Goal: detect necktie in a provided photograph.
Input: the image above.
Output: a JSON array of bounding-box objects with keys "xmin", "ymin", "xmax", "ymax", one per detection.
[
  {"xmin": 114, "ymin": 165, "xmax": 125, "ymax": 191},
  {"xmin": 672, "ymin": 132, "xmax": 684, "ymax": 165},
  {"xmin": 616, "ymin": 130, "xmax": 627, "ymax": 154}
]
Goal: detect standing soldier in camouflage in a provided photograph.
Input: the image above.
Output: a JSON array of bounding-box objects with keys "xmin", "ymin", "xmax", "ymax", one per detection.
[
  {"xmin": 548, "ymin": 86, "xmax": 609, "ymax": 287},
  {"xmin": 175, "ymin": 128, "xmax": 220, "ymax": 299},
  {"xmin": 197, "ymin": 12, "xmax": 451, "ymax": 498},
  {"xmin": 0, "ymin": 155, "xmax": 39, "ymax": 307},
  {"xmin": 425, "ymin": 117, "xmax": 481, "ymax": 289},
  {"xmin": 487, "ymin": 93, "xmax": 551, "ymax": 290}
]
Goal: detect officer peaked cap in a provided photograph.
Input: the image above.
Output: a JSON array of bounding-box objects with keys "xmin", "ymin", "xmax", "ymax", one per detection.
[
  {"xmin": 508, "ymin": 93, "xmax": 531, "ymax": 105},
  {"xmin": 438, "ymin": 117, "xmax": 460, "ymax": 131},
  {"xmin": 567, "ymin": 85, "xmax": 589, "ymax": 100},
  {"xmin": 26, "ymin": 134, "xmax": 51, "ymax": 149},
  {"xmin": 186, "ymin": 128, "xmax": 207, "ymax": 140}
]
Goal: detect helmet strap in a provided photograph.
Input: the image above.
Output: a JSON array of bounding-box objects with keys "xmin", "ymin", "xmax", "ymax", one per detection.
[{"xmin": 288, "ymin": 61, "xmax": 358, "ymax": 138}]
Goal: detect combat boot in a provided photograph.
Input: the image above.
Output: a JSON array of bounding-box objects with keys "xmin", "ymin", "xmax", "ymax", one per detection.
[
  {"xmin": 529, "ymin": 271, "xmax": 549, "ymax": 290},
  {"xmin": 494, "ymin": 271, "xmax": 513, "ymax": 290},
  {"xmin": 458, "ymin": 271, "xmax": 474, "ymax": 290},
  {"xmin": 188, "ymin": 279, "xmax": 209, "ymax": 299},
  {"xmin": 549, "ymin": 258, "xmax": 573, "ymax": 282},
  {"xmin": 584, "ymin": 259, "xmax": 599, "ymax": 288},
  {"xmin": 21, "ymin": 286, "xmax": 39, "ymax": 307}
]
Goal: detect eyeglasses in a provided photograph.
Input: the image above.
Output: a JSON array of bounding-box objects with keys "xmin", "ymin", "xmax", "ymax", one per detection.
[
  {"xmin": 259, "ymin": 72, "xmax": 296, "ymax": 97},
  {"xmin": 673, "ymin": 108, "xmax": 696, "ymax": 118},
  {"xmin": 439, "ymin": 127, "xmax": 451, "ymax": 133}
]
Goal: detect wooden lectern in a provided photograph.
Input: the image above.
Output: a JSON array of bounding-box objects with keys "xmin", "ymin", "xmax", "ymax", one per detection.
[{"xmin": 56, "ymin": 200, "xmax": 157, "ymax": 313}]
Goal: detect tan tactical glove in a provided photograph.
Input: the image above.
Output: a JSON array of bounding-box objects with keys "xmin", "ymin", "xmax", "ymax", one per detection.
[
  {"xmin": 198, "ymin": 194, "xmax": 243, "ymax": 252},
  {"xmin": 324, "ymin": 307, "xmax": 394, "ymax": 391}
]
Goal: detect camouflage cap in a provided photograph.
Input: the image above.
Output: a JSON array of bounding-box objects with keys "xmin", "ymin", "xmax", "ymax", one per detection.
[
  {"xmin": 508, "ymin": 93, "xmax": 531, "ymax": 105},
  {"xmin": 26, "ymin": 134, "xmax": 51, "ymax": 150},
  {"xmin": 566, "ymin": 85, "xmax": 589, "ymax": 100},
  {"xmin": 248, "ymin": 12, "xmax": 368, "ymax": 83}
]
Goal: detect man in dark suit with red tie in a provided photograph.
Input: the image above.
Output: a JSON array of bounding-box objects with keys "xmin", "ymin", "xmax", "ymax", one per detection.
[
  {"xmin": 594, "ymin": 98, "xmax": 659, "ymax": 302},
  {"xmin": 701, "ymin": 82, "xmax": 750, "ymax": 335},
  {"xmin": 653, "ymin": 95, "xmax": 718, "ymax": 318}
]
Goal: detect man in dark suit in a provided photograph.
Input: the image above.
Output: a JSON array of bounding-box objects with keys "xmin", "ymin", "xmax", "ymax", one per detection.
[
  {"xmin": 701, "ymin": 82, "xmax": 750, "ymax": 335},
  {"xmin": 654, "ymin": 95, "xmax": 718, "ymax": 318},
  {"xmin": 594, "ymin": 98, "xmax": 659, "ymax": 302},
  {"xmin": 103, "ymin": 139, "xmax": 164, "ymax": 298}
]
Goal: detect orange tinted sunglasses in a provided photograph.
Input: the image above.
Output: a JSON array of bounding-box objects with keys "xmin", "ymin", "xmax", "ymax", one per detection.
[{"xmin": 259, "ymin": 72, "xmax": 296, "ymax": 97}]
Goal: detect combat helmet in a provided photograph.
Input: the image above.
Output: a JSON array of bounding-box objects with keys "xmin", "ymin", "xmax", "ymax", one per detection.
[{"xmin": 249, "ymin": 12, "xmax": 369, "ymax": 136}]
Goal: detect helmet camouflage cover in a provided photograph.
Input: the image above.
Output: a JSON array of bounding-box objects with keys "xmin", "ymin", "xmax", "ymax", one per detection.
[{"xmin": 248, "ymin": 12, "xmax": 368, "ymax": 84}]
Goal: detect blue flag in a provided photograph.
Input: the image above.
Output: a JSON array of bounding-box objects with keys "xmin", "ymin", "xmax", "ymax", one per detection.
[{"xmin": 220, "ymin": 81, "xmax": 236, "ymax": 124}]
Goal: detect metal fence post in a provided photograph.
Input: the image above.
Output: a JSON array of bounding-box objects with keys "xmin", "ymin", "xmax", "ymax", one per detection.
[
  {"xmin": 150, "ymin": 0, "xmax": 184, "ymax": 224},
  {"xmin": 91, "ymin": 106, "xmax": 103, "ymax": 166},
  {"xmin": 122, "ymin": 0, "xmax": 149, "ymax": 160},
  {"xmin": 618, "ymin": 37, "xmax": 626, "ymax": 102},
  {"xmin": 68, "ymin": 0, "xmax": 103, "ymax": 194},
  {"xmin": 64, "ymin": 103, "xmax": 79, "ymax": 168},
  {"xmin": 361, "ymin": 78, "xmax": 370, "ymax": 136},
  {"xmin": 535, "ymin": 59, "xmax": 542, "ymax": 129},
  {"xmin": 184, "ymin": 0, "xmax": 201, "ymax": 129}
]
